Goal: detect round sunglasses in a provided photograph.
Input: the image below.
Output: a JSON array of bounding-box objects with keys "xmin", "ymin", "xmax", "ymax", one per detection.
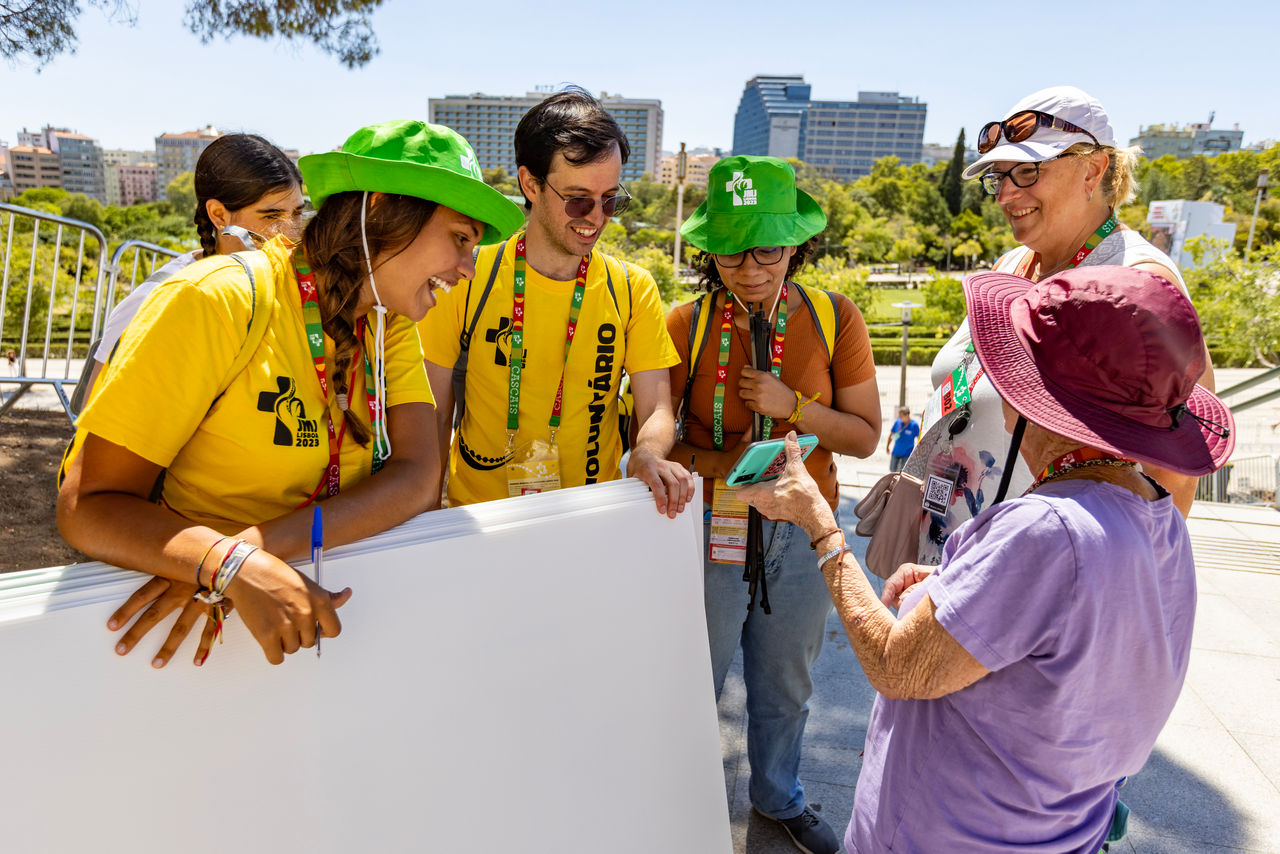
[
  {"xmin": 542, "ymin": 180, "xmax": 632, "ymax": 218},
  {"xmin": 978, "ymin": 110, "xmax": 1100, "ymax": 154},
  {"xmin": 713, "ymin": 246, "xmax": 785, "ymax": 268}
]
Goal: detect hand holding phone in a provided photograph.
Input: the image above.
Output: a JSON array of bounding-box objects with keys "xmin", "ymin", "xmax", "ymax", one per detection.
[{"xmin": 724, "ymin": 435, "xmax": 820, "ymax": 486}]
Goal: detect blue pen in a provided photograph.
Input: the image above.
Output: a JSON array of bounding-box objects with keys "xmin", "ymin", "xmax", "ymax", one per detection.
[{"xmin": 311, "ymin": 504, "xmax": 323, "ymax": 658}]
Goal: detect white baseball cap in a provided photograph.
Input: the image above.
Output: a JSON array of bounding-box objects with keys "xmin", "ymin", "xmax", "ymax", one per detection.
[{"xmin": 962, "ymin": 85, "xmax": 1117, "ymax": 180}]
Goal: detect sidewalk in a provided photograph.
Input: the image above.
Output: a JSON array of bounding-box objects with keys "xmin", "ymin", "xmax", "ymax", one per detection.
[{"xmin": 717, "ymin": 495, "xmax": 1280, "ymax": 853}]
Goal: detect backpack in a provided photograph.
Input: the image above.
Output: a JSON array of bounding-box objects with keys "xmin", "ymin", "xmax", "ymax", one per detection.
[
  {"xmin": 451, "ymin": 241, "xmax": 634, "ymax": 435},
  {"xmin": 58, "ymin": 249, "xmax": 278, "ymax": 489},
  {"xmin": 677, "ymin": 282, "xmax": 842, "ymax": 439}
]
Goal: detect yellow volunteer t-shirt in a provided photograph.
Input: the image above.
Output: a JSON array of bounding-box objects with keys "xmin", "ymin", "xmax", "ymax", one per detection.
[
  {"xmin": 73, "ymin": 238, "xmax": 433, "ymax": 532},
  {"xmin": 418, "ymin": 239, "xmax": 679, "ymax": 507}
]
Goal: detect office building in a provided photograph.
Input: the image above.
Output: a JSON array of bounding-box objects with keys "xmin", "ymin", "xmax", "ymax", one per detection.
[
  {"xmin": 732, "ymin": 75, "xmax": 810, "ymax": 160},
  {"xmin": 731, "ymin": 76, "xmax": 928, "ymax": 181},
  {"xmin": 17, "ymin": 126, "xmax": 106, "ymax": 202},
  {"xmin": 429, "ymin": 91, "xmax": 663, "ymax": 184},
  {"xmin": 1131, "ymin": 122, "xmax": 1245, "ymax": 159},
  {"xmin": 155, "ymin": 125, "xmax": 221, "ymax": 191}
]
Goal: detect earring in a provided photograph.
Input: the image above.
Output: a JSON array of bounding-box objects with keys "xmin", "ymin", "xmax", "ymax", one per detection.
[{"xmin": 1087, "ymin": 187, "xmax": 1094, "ymax": 203}]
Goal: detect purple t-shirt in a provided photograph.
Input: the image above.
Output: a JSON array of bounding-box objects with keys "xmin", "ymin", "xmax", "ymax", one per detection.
[{"xmin": 848, "ymin": 479, "xmax": 1196, "ymax": 854}]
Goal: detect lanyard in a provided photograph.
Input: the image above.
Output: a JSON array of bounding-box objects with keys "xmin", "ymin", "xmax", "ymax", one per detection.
[
  {"xmin": 292, "ymin": 250, "xmax": 381, "ymax": 504},
  {"xmin": 711, "ymin": 283, "xmax": 788, "ymax": 450},
  {"xmin": 507, "ymin": 235, "xmax": 590, "ymax": 444},
  {"xmin": 1014, "ymin": 212, "xmax": 1119, "ymax": 278}
]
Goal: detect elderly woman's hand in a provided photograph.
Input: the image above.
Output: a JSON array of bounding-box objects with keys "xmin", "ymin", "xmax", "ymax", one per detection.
[
  {"xmin": 882, "ymin": 563, "xmax": 935, "ymax": 610},
  {"xmin": 737, "ymin": 431, "xmax": 835, "ymax": 538}
]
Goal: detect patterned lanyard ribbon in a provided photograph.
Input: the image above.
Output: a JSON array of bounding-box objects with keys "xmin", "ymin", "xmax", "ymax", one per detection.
[
  {"xmin": 1015, "ymin": 212, "xmax": 1119, "ymax": 278},
  {"xmin": 1028, "ymin": 447, "xmax": 1135, "ymax": 494},
  {"xmin": 508, "ymin": 235, "xmax": 589, "ymax": 444},
  {"xmin": 711, "ymin": 282, "xmax": 788, "ymax": 450},
  {"xmin": 293, "ymin": 249, "xmax": 382, "ymax": 504}
]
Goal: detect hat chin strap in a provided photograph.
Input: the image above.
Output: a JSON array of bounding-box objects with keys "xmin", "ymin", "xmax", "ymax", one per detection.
[{"xmin": 359, "ymin": 191, "xmax": 391, "ymax": 463}]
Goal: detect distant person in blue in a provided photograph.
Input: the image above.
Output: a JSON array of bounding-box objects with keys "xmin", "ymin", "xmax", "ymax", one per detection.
[{"xmin": 886, "ymin": 406, "xmax": 919, "ymax": 471}]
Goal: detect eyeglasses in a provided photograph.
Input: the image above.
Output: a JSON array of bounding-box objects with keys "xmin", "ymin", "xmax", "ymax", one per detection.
[
  {"xmin": 977, "ymin": 109, "xmax": 1100, "ymax": 154},
  {"xmin": 980, "ymin": 157, "xmax": 1065, "ymax": 196},
  {"xmin": 713, "ymin": 246, "xmax": 786, "ymax": 268},
  {"xmin": 542, "ymin": 180, "xmax": 631, "ymax": 218}
]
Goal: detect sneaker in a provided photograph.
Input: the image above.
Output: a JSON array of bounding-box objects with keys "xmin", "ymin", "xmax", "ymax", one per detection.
[{"xmin": 755, "ymin": 805, "xmax": 842, "ymax": 854}]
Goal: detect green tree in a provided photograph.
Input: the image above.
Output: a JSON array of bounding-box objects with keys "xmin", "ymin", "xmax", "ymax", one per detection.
[
  {"xmin": 166, "ymin": 172, "xmax": 196, "ymax": 222},
  {"xmin": 3, "ymin": 0, "xmax": 385, "ymax": 68},
  {"xmin": 481, "ymin": 167, "xmax": 520, "ymax": 197},
  {"xmin": 1183, "ymin": 237, "xmax": 1280, "ymax": 366},
  {"xmin": 940, "ymin": 129, "xmax": 966, "ymax": 216}
]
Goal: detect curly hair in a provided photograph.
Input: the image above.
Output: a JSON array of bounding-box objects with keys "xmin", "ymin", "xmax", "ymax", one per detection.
[
  {"xmin": 301, "ymin": 191, "xmax": 438, "ymax": 447},
  {"xmin": 687, "ymin": 235, "xmax": 821, "ymax": 293}
]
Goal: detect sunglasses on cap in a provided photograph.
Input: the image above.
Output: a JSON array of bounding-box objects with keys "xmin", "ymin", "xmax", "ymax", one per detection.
[
  {"xmin": 543, "ymin": 180, "xmax": 632, "ymax": 218},
  {"xmin": 978, "ymin": 110, "xmax": 1100, "ymax": 154},
  {"xmin": 713, "ymin": 246, "xmax": 785, "ymax": 268}
]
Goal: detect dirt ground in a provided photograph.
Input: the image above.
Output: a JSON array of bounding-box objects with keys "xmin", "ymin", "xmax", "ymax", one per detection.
[{"xmin": 0, "ymin": 409, "xmax": 86, "ymax": 572}]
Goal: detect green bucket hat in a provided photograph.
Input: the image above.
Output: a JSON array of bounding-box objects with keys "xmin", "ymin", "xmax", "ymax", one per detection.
[
  {"xmin": 680, "ymin": 156, "xmax": 826, "ymax": 255},
  {"xmin": 297, "ymin": 120, "xmax": 525, "ymax": 245}
]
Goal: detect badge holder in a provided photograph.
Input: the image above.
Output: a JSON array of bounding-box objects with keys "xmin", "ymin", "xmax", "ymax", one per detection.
[
  {"xmin": 505, "ymin": 434, "xmax": 562, "ymax": 497},
  {"xmin": 709, "ymin": 479, "xmax": 749, "ymax": 565}
]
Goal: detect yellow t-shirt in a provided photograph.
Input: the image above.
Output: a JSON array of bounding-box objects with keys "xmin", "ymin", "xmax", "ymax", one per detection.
[
  {"xmin": 418, "ymin": 239, "xmax": 679, "ymax": 507},
  {"xmin": 71, "ymin": 238, "xmax": 433, "ymax": 532}
]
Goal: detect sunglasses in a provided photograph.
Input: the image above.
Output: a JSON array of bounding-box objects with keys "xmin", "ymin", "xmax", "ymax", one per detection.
[
  {"xmin": 977, "ymin": 110, "xmax": 1100, "ymax": 154},
  {"xmin": 542, "ymin": 180, "xmax": 632, "ymax": 218},
  {"xmin": 713, "ymin": 246, "xmax": 785, "ymax": 268}
]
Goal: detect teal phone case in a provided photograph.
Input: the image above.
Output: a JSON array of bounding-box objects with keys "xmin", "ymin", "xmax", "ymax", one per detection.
[{"xmin": 725, "ymin": 435, "xmax": 820, "ymax": 486}]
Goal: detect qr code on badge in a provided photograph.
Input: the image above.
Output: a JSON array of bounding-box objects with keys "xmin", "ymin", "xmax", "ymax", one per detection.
[{"xmin": 923, "ymin": 474, "xmax": 954, "ymax": 514}]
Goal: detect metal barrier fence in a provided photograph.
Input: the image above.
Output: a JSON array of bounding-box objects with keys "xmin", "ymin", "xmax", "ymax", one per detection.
[
  {"xmin": 1196, "ymin": 455, "xmax": 1279, "ymax": 507},
  {"xmin": 0, "ymin": 203, "xmax": 179, "ymax": 421}
]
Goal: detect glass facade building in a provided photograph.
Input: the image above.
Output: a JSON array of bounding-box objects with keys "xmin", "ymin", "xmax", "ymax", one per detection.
[
  {"xmin": 430, "ymin": 91, "xmax": 663, "ymax": 185},
  {"xmin": 732, "ymin": 77, "xmax": 927, "ymax": 181}
]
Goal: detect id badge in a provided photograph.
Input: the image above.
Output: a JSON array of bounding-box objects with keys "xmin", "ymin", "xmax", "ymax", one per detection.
[
  {"xmin": 506, "ymin": 439, "xmax": 562, "ymax": 496},
  {"xmin": 922, "ymin": 460, "xmax": 962, "ymax": 515},
  {"xmin": 709, "ymin": 478, "xmax": 749, "ymax": 565}
]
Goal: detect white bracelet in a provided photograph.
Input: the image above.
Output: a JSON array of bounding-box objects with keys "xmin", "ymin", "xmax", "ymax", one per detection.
[
  {"xmin": 818, "ymin": 544, "xmax": 850, "ymax": 569},
  {"xmin": 213, "ymin": 541, "xmax": 259, "ymax": 596}
]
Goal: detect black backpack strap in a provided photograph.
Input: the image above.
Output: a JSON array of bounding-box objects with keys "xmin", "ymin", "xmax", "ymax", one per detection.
[
  {"xmin": 678, "ymin": 290, "xmax": 718, "ymax": 440},
  {"xmin": 992, "ymin": 414, "xmax": 1027, "ymax": 505},
  {"xmin": 452, "ymin": 239, "xmax": 509, "ymax": 427}
]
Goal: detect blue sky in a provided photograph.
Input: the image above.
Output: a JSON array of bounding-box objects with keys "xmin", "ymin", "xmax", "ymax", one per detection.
[{"xmin": 4, "ymin": 0, "xmax": 1277, "ymax": 159}]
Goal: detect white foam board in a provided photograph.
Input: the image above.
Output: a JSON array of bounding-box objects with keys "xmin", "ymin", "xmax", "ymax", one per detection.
[{"xmin": 0, "ymin": 478, "xmax": 730, "ymax": 854}]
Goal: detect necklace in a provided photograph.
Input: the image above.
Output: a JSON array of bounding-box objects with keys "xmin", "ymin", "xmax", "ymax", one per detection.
[{"xmin": 1026, "ymin": 447, "xmax": 1136, "ymax": 494}]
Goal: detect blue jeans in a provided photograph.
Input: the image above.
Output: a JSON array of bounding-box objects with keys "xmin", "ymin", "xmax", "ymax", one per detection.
[
  {"xmin": 889, "ymin": 454, "xmax": 909, "ymax": 472},
  {"xmin": 703, "ymin": 513, "xmax": 835, "ymax": 820}
]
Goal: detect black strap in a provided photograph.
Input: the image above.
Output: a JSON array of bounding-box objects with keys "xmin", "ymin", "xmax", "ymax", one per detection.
[
  {"xmin": 993, "ymin": 414, "xmax": 1026, "ymax": 504},
  {"xmin": 678, "ymin": 291, "xmax": 718, "ymax": 440},
  {"xmin": 452, "ymin": 239, "xmax": 510, "ymax": 428}
]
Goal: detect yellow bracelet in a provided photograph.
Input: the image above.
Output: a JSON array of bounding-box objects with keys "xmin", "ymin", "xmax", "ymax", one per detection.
[{"xmin": 787, "ymin": 390, "xmax": 821, "ymax": 423}]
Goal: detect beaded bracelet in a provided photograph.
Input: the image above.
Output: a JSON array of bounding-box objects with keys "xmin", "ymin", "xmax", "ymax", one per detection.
[{"xmin": 787, "ymin": 390, "xmax": 821, "ymax": 424}]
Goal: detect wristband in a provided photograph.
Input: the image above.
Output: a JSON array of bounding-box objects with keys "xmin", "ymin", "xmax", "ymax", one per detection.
[
  {"xmin": 818, "ymin": 544, "xmax": 851, "ymax": 569},
  {"xmin": 787, "ymin": 390, "xmax": 821, "ymax": 424},
  {"xmin": 194, "ymin": 536, "xmax": 229, "ymax": 589}
]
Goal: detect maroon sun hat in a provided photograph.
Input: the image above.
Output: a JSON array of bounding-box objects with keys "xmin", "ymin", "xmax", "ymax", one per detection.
[{"xmin": 964, "ymin": 266, "xmax": 1234, "ymax": 476}]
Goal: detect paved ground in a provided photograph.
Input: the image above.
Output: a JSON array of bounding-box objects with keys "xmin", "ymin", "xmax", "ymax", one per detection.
[{"xmin": 718, "ymin": 494, "xmax": 1280, "ymax": 854}]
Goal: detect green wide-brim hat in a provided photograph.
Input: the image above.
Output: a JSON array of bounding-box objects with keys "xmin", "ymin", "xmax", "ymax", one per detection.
[
  {"xmin": 298, "ymin": 120, "xmax": 525, "ymax": 244},
  {"xmin": 680, "ymin": 155, "xmax": 826, "ymax": 255}
]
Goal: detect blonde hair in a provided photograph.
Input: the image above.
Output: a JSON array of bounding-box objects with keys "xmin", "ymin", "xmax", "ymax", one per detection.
[{"xmin": 1062, "ymin": 142, "xmax": 1142, "ymax": 208}]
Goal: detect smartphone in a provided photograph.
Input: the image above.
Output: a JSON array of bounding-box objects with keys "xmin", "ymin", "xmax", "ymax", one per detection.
[{"xmin": 724, "ymin": 435, "xmax": 820, "ymax": 486}]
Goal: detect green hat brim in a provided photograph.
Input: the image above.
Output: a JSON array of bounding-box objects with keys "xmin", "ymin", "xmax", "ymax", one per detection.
[
  {"xmin": 679, "ymin": 188, "xmax": 826, "ymax": 255},
  {"xmin": 297, "ymin": 151, "xmax": 526, "ymax": 245}
]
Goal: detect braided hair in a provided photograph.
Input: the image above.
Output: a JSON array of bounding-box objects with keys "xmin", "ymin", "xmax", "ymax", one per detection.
[
  {"xmin": 192, "ymin": 134, "xmax": 301, "ymax": 257},
  {"xmin": 301, "ymin": 191, "xmax": 438, "ymax": 446}
]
